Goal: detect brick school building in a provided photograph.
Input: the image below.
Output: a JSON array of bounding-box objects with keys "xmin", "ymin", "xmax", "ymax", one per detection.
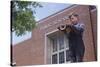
[{"xmin": 12, "ymin": 5, "xmax": 97, "ymax": 66}]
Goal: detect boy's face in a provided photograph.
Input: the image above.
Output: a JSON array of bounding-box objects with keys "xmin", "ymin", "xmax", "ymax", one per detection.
[{"xmin": 70, "ymin": 15, "xmax": 78, "ymax": 25}]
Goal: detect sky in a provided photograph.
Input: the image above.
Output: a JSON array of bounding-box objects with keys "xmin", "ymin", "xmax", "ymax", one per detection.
[{"xmin": 12, "ymin": 2, "xmax": 72, "ymax": 45}]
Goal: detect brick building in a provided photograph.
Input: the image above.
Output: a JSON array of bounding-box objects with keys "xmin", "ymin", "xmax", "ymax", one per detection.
[{"xmin": 12, "ymin": 5, "xmax": 97, "ymax": 66}]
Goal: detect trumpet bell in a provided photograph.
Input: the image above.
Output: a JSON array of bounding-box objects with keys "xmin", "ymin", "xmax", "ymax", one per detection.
[
  {"xmin": 59, "ymin": 24, "xmax": 66, "ymax": 31},
  {"xmin": 58, "ymin": 24, "xmax": 71, "ymax": 33}
]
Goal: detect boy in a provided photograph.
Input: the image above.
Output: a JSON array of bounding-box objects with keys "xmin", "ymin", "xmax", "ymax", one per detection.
[
  {"xmin": 58, "ymin": 13, "xmax": 85, "ymax": 62},
  {"xmin": 68, "ymin": 13, "xmax": 85, "ymax": 62}
]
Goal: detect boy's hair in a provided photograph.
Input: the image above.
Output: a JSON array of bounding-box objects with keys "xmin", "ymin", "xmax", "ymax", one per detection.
[{"xmin": 68, "ymin": 13, "xmax": 79, "ymax": 19}]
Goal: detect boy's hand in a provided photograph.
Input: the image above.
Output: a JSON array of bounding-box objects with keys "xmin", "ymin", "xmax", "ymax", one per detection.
[{"xmin": 65, "ymin": 19, "xmax": 72, "ymax": 26}]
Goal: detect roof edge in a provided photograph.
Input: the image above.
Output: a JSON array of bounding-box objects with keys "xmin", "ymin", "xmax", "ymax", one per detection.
[{"xmin": 37, "ymin": 4, "xmax": 76, "ymax": 23}]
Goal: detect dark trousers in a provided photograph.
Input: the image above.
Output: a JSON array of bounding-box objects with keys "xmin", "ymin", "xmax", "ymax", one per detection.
[
  {"xmin": 65, "ymin": 32, "xmax": 85, "ymax": 62},
  {"xmin": 71, "ymin": 53, "xmax": 84, "ymax": 62},
  {"xmin": 69, "ymin": 47, "xmax": 84, "ymax": 62}
]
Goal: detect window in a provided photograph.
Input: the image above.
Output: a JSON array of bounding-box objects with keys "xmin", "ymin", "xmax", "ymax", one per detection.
[
  {"xmin": 51, "ymin": 34, "xmax": 71, "ymax": 64},
  {"xmin": 52, "ymin": 54, "xmax": 58, "ymax": 64},
  {"xmin": 59, "ymin": 35, "xmax": 64, "ymax": 50},
  {"xmin": 52, "ymin": 38, "xmax": 57, "ymax": 52},
  {"xmin": 59, "ymin": 51, "xmax": 65, "ymax": 63},
  {"xmin": 66, "ymin": 50, "xmax": 71, "ymax": 61}
]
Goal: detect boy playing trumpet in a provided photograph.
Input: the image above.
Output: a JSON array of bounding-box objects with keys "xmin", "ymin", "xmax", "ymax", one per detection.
[{"xmin": 58, "ymin": 13, "xmax": 85, "ymax": 62}]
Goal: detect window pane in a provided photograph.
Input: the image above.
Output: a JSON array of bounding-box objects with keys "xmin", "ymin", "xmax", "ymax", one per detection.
[
  {"xmin": 52, "ymin": 38, "xmax": 57, "ymax": 52},
  {"xmin": 52, "ymin": 54, "xmax": 57, "ymax": 64},
  {"xmin": 65, "ymin": 37, "xmax": 69, "ymax": 48},
  {"xmin": 59, "ymin": 35, "xmax": 64, "ymax": 50},
  {"xmin": 66, "ymin": 50, "xmax": 71, "ymax": 61},
  {"xmin": 59, "ymin": 51, "xmax": 65, "ymax": 63}
]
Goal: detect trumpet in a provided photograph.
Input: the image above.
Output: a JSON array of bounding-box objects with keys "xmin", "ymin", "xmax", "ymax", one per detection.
[{"xmin": 57, "ymin": 24, "xmax": 71, "ymax": 33}]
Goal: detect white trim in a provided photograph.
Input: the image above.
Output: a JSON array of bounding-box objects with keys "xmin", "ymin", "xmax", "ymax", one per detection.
[
  {"xmin": 44, "ymin": 29, "xmax": 59, "ymax": 64},
  {"xmin": 57, "ymin": 36, "xmax": 59, "ymax": 64},
  {"xmin": 46, "ymin": 29, "xmax": 59, "ymax": 36}
]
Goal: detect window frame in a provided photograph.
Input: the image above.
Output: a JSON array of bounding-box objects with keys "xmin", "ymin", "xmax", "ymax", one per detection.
[{"xmin": 51, "ymin": 34, "xmax": 70, "ymax": 64}]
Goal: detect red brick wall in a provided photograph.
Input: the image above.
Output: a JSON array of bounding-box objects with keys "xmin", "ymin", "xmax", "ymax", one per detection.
[
  {"xmin": 13, "ymin": 5, "xmax": 97, "ymax": 66},
  {"xmin": 13, "ymin": 38, "xmax": 34, "ymax": 66}
]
